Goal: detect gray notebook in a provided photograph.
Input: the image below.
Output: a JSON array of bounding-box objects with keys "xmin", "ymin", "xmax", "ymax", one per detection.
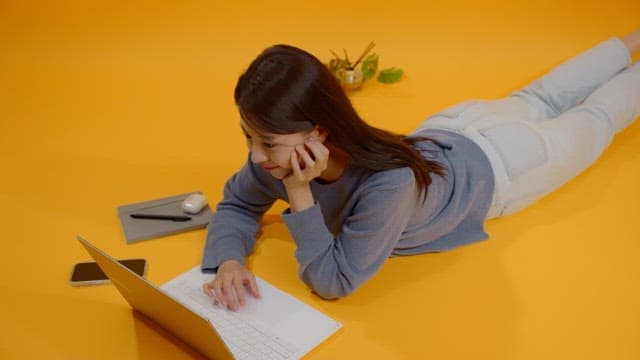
[{"xmin": 118, "ymin": 192, "xmax": 213, "ymax": 243}]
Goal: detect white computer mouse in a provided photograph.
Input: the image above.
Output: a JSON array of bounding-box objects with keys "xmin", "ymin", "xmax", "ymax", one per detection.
[{"xmin": 181, "ymin": 193, "xmax": 208, "ymax": 214}]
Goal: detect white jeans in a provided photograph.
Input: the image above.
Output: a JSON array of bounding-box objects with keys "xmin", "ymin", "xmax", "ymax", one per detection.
[{"xmin": 415, "ymin": 38, "xmax": 640, "ymax": 218}]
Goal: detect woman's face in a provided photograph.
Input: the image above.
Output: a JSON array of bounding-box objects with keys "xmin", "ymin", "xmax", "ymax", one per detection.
[{"xmin": 240, "ymin": 120, "xmax": 315, "ymax": 179}]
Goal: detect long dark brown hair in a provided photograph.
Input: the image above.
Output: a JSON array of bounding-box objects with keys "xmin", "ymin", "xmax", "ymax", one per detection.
[{"xmin": 234, "ymin": 44, "xmax": 445, "ymax": 199}]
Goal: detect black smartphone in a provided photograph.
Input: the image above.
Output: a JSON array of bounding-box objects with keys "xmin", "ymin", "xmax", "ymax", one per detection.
[{"xmin": 70, "ymin": 259, "xmax": 147, "ymax": 286}]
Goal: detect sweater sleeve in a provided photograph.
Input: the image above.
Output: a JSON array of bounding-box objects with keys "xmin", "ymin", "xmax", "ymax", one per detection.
[
  {"xmin": 280, "ymin": 168, "xmax": 418, "ymax": 299},
  {"xmin": 201, "ymin": 160, "xmax": 279, "ymax": 271}
]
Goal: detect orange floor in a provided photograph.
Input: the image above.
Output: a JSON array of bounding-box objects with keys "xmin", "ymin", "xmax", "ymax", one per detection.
[{"xmin": 1, "ymin": 1, "xmax": 639, "ymax": 359}]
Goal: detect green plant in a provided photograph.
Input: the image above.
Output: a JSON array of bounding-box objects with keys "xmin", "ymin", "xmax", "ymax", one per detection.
[
  {"xmin": 377, "ymin": 67, "xmax": 404, "ymax": 83},
  {"xmin": 327, "ymin": 42, "xmax": 403, "ymax": 89}
]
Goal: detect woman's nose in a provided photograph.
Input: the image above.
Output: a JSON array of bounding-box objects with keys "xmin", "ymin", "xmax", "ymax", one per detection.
[{"xmin": 250, "ymin": 144, "xmax": 268, "ymax": 163}]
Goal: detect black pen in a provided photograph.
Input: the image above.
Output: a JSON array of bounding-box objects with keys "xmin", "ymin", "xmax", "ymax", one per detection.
[{"xmin": 130, "ymin": 213, "xmax": 192, "ymax": 222}]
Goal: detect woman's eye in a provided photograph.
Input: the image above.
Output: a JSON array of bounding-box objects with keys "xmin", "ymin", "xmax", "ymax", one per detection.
[{"xmin": 263, "ymin": 143, "xmax": 276, "ymax": 149}]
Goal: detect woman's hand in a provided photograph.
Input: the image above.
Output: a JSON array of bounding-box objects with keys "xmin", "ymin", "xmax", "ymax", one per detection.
[
  {"xmin": 202, "ymin": 260, "xmax": 260, "ymax": 311},
  {"xmin": 285, "ymin": 137, "xmax": 330, "ymax": 186},
  {"xmin": 282, "ymin": 138, "xmax": 329, "ymax": 212}
]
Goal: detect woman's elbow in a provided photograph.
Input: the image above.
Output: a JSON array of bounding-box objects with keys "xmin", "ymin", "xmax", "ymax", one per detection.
[
  {"xmin": 304, "ymin": 276, "xmax": 356, "ymax": 300},
  {"xmin": 312, "ymin": 286, "xmax": 351, "ymax": 300}
]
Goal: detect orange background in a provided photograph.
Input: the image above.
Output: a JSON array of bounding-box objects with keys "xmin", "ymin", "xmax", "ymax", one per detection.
[{"xmin": 1, "ymin": 1, "xmax": 639, "ymax": 359}]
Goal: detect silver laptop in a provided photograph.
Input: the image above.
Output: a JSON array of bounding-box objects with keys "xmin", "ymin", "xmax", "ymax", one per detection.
[{"xmin": 77, "ymin": 235, "xmax": 341, "ymax": 359}]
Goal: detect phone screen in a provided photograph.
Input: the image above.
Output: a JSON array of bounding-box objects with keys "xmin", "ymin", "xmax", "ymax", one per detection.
[{"xmin": 70, "ymin": 259, "xmax": 147, "ymax": 286}]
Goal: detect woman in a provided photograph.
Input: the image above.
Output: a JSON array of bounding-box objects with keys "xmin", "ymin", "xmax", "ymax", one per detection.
[{"xmin": 203, "ymin": 30, "xmax": 640, "ymax": 310}]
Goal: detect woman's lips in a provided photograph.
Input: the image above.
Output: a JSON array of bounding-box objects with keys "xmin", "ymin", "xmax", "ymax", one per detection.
[{"xmin": 262, "ymin": 165, "xmax": 279, "ymax": 171}]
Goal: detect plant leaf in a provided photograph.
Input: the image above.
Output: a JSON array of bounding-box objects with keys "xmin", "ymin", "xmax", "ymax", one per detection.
[
  {"xmin": 361, "ymin": 53, "xmax": 379, "ymax": 81},
  {"xmin": 377, "ymin": 67, "xmax": 404, "ymax": 83}
]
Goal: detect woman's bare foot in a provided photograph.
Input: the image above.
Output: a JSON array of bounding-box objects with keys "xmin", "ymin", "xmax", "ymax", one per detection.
[{"xmin": 621, "ymin": 29, "xmax": 640, "ymax": 56}]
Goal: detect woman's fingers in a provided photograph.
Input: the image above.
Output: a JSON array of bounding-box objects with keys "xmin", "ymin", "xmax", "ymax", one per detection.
[
  {"xmin": 296, "ymin": 145, "xmax": 316, "ymax": 175},
  {"xmin": 246, "ymin": 276, "xmax": 261, "ymax": 298},
  {"xmin": 221, "ymin": 274, "xmax": 241, "ymax": 310},
  {"xmin": 232, "ymin": 279, "xmax": 247, "ymax": 308},
  {"xmin": 202, "ymin": 282, "xmax": 214, "ymax": 298},
  {"xmin": 295, "ymin": 142, "xmax": 328, "ymax": 173},
  {"xmin": 290, "ymin": 149, "xmax": 303, "ymax": 180},
  {"xmin": 305, "ymin": 140, "xmax": 329, "ymax": 167},
  {"xmin": 202, "ymin": 269, "xmax": 260, "ymax": 311},
  {"xmin": 211, "ymin": 279, "xmax": 227, "ymax": 308},
  {"xmin": 285, "ymin": 139, "xmax": 331, "ymax": 187}
]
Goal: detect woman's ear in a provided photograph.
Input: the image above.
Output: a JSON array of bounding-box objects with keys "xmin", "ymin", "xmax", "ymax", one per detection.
[{"xmin": 311, "ymin": 127, "xmax": 328, "ymax": 142}]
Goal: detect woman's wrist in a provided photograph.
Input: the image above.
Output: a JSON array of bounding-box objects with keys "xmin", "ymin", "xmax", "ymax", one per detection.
[
  {"xmin": 219, "ymin": 259, "xmax": 242, "ymax": 271},
  {"xmin": 285, "ymin": 183, "xmax": 314, "ymax": 212}
]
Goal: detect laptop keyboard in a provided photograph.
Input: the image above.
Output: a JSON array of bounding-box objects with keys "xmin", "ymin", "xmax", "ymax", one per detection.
[{"xmin": 182, "ymin": 286, "xmax": 300, "ymax": 360}]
